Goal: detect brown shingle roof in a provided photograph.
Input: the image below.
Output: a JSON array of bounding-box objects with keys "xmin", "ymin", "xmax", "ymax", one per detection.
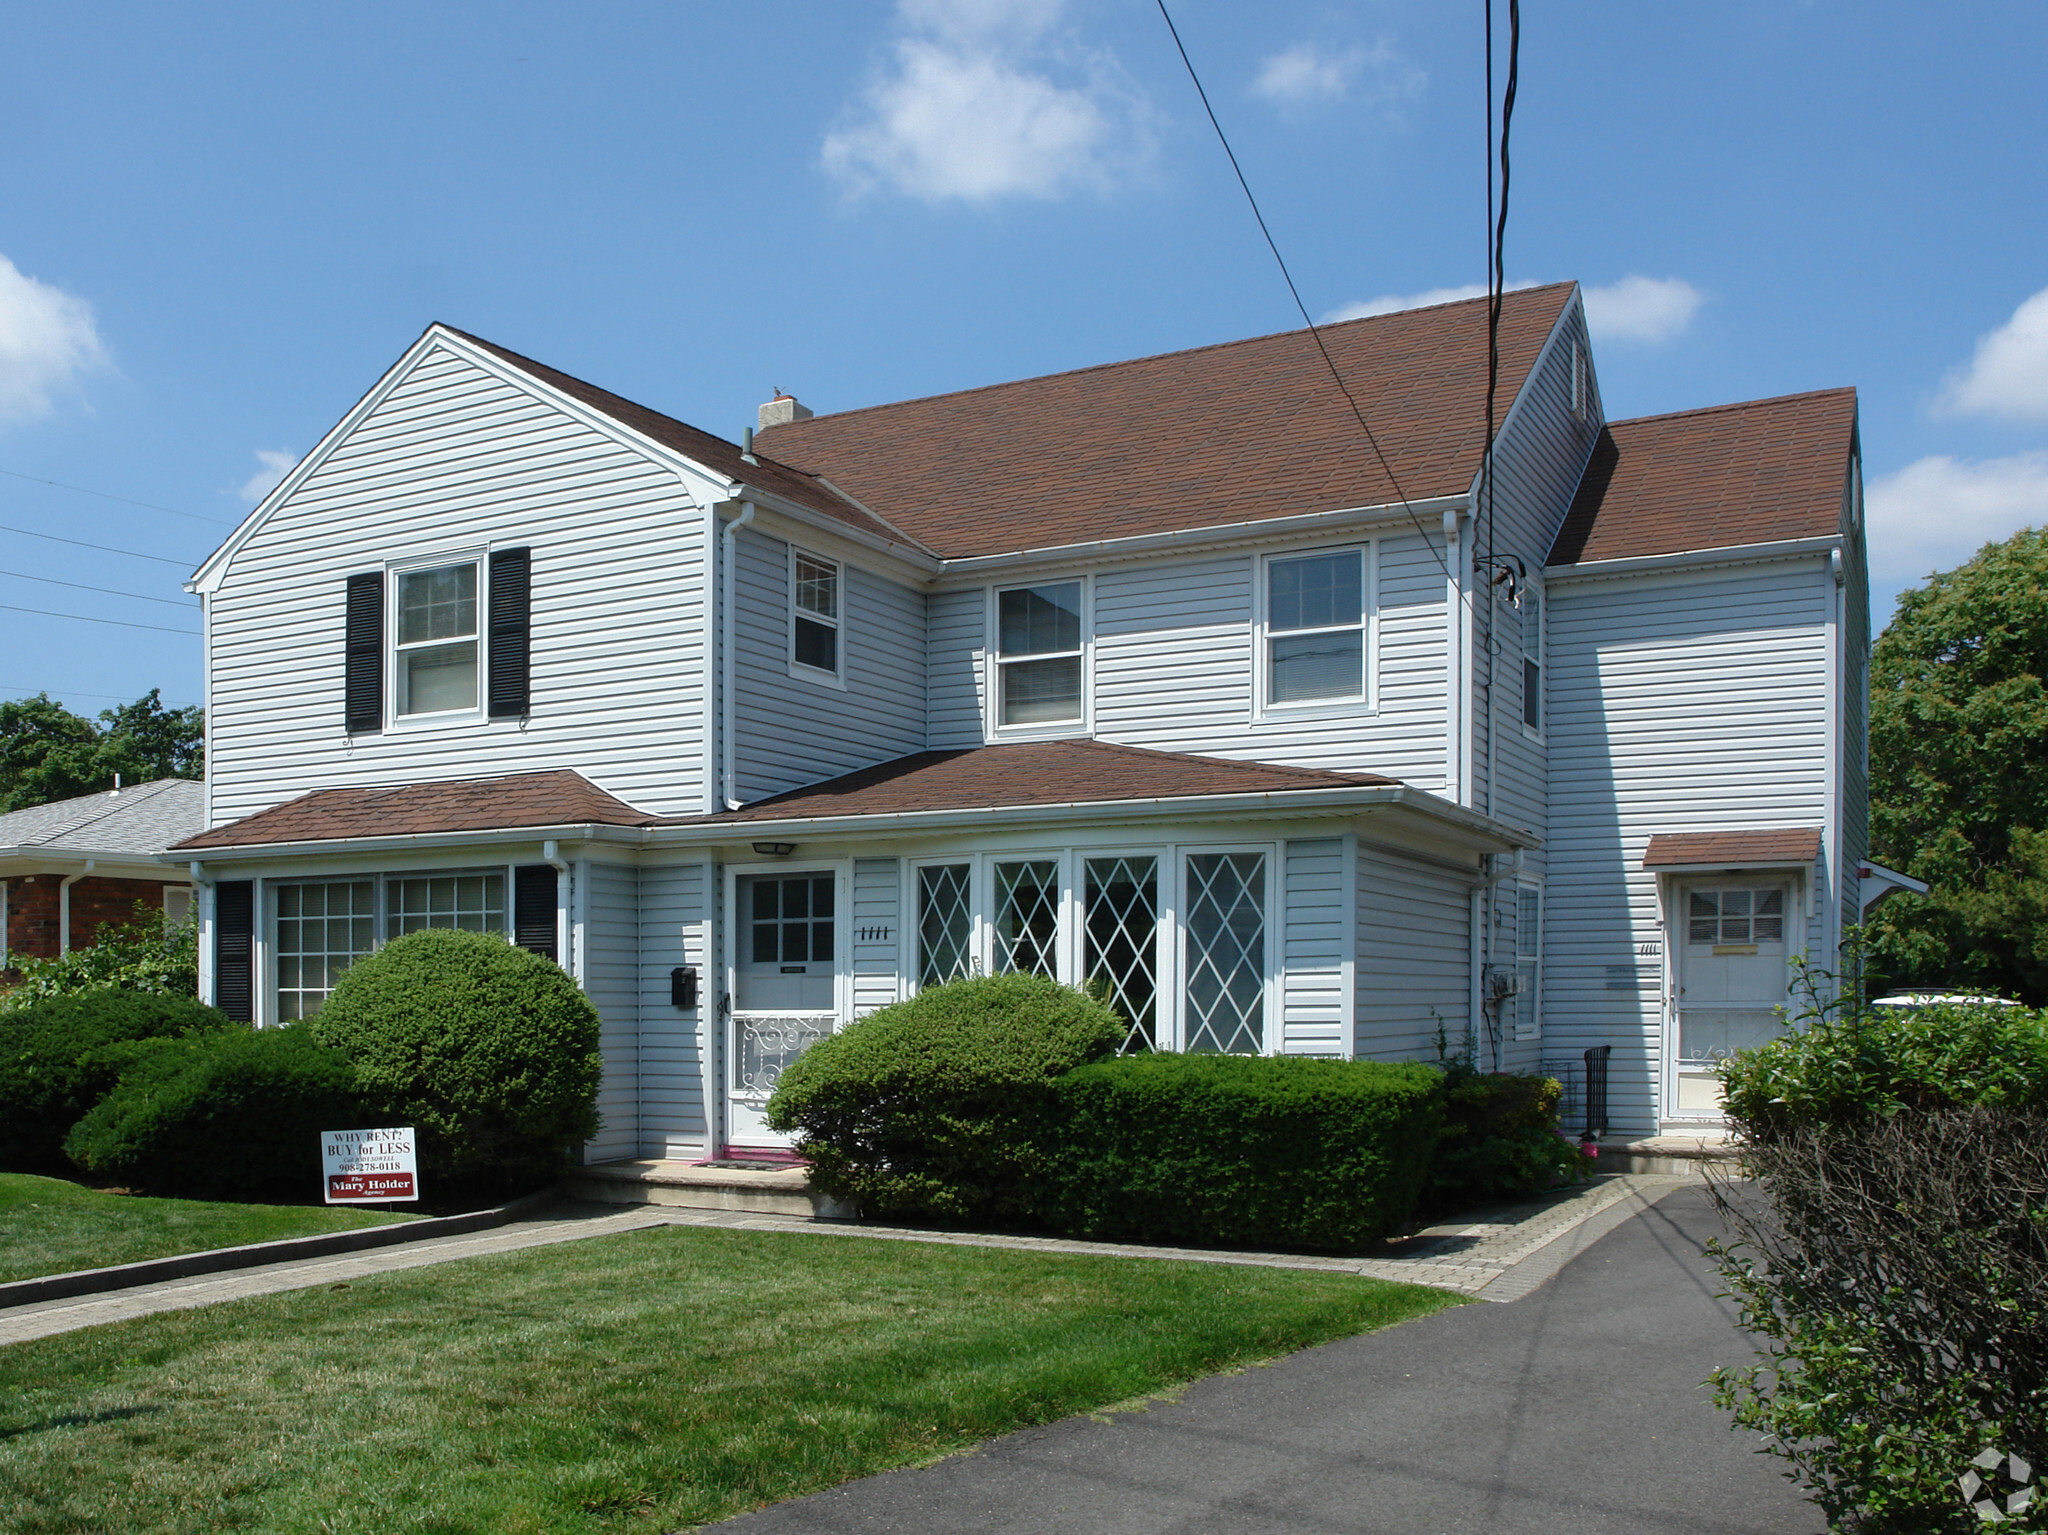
[
  {"xmin": 691, "ymin": 740, "xmax": 1397, "ymax": 823},
  {"xmin": 174, "ymin": 770, "xmax": 653, "ymax": 851},
  {"xmin": 1549, "ymin": 389, "xmax": 1857, "ymax": 566},
  {"xmin": 755, "ymin": 286, "xmax": 1575, "ymax": 559},
  {"xmin": 1642, "ymin": 828, "xmax": 1824, "ymax": 870},
  {"xmin": 443, "ymin": 329, "xmax": 924, "ymax": 552}
]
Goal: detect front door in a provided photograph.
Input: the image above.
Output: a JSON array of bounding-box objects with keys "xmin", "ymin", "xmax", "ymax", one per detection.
[
  {"xmin": 1669, "ymin": 880, "xmax": 1792, "ymax": 1121},
  {"xmin": 729, "ymin": 871, "xmax": 838, "ymax": 1150}
]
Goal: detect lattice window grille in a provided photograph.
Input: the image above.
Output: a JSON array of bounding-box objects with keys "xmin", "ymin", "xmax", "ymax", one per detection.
[
  {"xmin": 1084, "ymin": 855, "xmax": 1158, "ymax": 1054},
  {"xmin": 1184, "ymin": 852, "xmax": 1266, "ymax": 1055},
  {"xmin": 917, "ymin": 863, "xmax": 974, "ymax": 988},
  {"xmin": 992, "ymin": 859, "xmax": 1061, "ymax": 979}
]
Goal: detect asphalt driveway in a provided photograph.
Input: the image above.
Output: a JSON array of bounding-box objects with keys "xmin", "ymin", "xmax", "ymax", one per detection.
[{"xmin": 712, "ymin": 1182, "xmax": 1820, "ymax": 1535}]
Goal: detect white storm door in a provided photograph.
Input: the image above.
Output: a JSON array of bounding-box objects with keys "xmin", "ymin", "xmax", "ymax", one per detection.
[
  {"xmin": 1670, "ymin": 881, "xmax": 1792, "ymax": 1119},
  {"xmin": 729, "ymin": 870, "xmax": 840, "ymax": 1149}
]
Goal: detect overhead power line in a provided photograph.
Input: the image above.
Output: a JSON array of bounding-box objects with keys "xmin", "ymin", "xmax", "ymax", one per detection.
[
  {"xmin": 0, "ymin": 568, "xmax": 196, "ymax": 608},
  {"xmin": 0, "ymin": 682, "xmax": 201, "ymax": 707},
  {"xmin": 0, "ymin": 601, "xmax": 198, "ymax": 636},
  {"xmin": 1151, "ymin": 0, "xmax": 1471, "ymax": 610},
  {"xmin": 0, "ymin": 466, "xmax": 235, "ymax": 526},
  {"xmin": 0, "ymin": 522, "xmax": 195, "ymax": 567}
]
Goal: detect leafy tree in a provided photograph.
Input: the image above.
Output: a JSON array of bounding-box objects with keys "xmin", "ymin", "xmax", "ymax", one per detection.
[
  {"xmin": 1868, "ymin": 527, "xmax": 2048, "ymax": 1001},
  {"xmin": 0, "ymin": 689, "xmax": 203, "ymax": 812}
]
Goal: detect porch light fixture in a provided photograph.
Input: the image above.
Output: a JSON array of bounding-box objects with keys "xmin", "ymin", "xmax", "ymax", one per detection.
[{"xmin": 752, "ymin": 842, "xmax": 797, "ymax": 857}]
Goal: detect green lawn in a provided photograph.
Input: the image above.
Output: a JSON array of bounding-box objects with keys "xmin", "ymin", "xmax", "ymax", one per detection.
[
  {"xmin": 0, "ymin": 1222, "xmax": 1457, "ymax": 1535},
  {"xmin": 0, "ymin": 1174, "xmax": 421, "ymax": 1285}
]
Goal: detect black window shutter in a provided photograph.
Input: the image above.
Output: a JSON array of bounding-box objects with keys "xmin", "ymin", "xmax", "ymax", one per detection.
[
  {"xmin": 344, "ymin": 572, "xmax": 384, "ymax": 733},
  {"xmin": 513, "ymin": 864, "xmax": 558, "ymax": 961},
  {"xmin": 215, "ymin": 880, "xmax": 255, "ymax": 1022},
  {"xmin": 488, "ymin": 548, "xmax": 532, "ymax": 719}
]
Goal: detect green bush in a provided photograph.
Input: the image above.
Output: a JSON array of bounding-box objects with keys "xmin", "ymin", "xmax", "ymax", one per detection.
[
  {"xmin": 1, "ymin": 908, "xmax": 198, "ymax": 1012},
  {"xmin": 0, "ymin": 990, "xmax": 231, "ymax": 1172},
  {"xmin": 64, "ymin": 1024, "xmax": 368, "ymax": 1200},
  {"xmin": 1428, "ymin": 1066, "xmax": 1589, "ymax": 1208},
  {"xmin": 1042, "ymin": 1054, "xmax": 1444, "ymax": 1251},
  {"xmin": 310, "ymin": 927, "xmax": 602, "ymax": 1191},
  {"xmin": 1709, "ymin": 987, "xmax": 2048, "ymax": 1531},
  {"xmin": 766, "ymin": 972, "xmax": 1123, "ymax": 1223}
]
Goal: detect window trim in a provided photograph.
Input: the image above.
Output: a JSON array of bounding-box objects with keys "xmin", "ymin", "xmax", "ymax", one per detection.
[
  {"xmin": 387, "ymin": 549, "xmax": 489, "ymax": 727},
  {"xmin": 1254, "ymin": 542, "xmax": 1378, "ymax": 723},
  {"xmin": 985, "ymin": 576, "xmax": 1092, "ymax": 740},
  {"xmin": 787, "ymin": 545, "xmax": 847, "ymax": 690}
]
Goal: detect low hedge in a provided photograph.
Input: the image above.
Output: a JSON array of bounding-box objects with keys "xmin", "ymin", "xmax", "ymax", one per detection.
[
  {"xmin": 767, "ymin": 972, "xmax": 1123, "ymax": 1223},
  {"xmin": 0, "ymin": 991, "xmax": 232, "ymax": 1172},
  {"xmin": 1041, "ymin": 1054, "xmax": 1444, "ymax": 1251},
  {"xmin": 310, "ymin": 928, "xmax": 603, "ymax": 1192},
  {"xmin": 1429, "ymin": 1067, "xmax": 1588, "ymax": 1208},
  {"xmin": 64, "ymin": 1023, "xmax": 369, "ymax": 1200}
]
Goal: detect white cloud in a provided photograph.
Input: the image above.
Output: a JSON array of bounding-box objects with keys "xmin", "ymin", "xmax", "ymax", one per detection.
[
  {"xmin": 0, "ymin": 254, "xmax": 107, "ymax": 423},
  {"xmin": 1580, "ymin": 275, "xmax": 1702, "ymax": 344},
  {"xmin": 1939, "ymin": 286, "xmax": 2048, "ymax": 422},
  {"xmin": 1252, "ymin": 42, "xmax": 1423, "ymax": 107},
  {"xmin": 1320, "ymin": 282, "xmax": 1532, "ymax": 325},
  {"xmin": 1865, "ymin": 451, "xmax": 2048, "ymax": 589},
  {"xmin": 823, "ymin": 0, "xmax": 1152, "ymax": 203},
  {"xmin": 238, "ymin": 448, "xmax": 298, "ymax": 504}
]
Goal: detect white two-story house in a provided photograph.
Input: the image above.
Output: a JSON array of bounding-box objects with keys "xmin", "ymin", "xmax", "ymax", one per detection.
[{"xmin": 173, "ymin": 283, "xmax": 1877, "ymax": 1155}]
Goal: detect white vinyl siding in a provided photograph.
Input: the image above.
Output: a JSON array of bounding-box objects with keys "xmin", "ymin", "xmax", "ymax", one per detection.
[
  {"xmin": 731, "ymin": 527, "xmax": 926, "ymax": 802},
  {"xmin": 1355, "ymin": 840, "xmax": 1473, "ymax": 1064},
  {"xmin": 926, "ymin": 588, "xmax": 988, "ymax": 751},
  {"xmin": 851, "ymin": 857, "xmax": 902, "ymax": 1018},
  {"xmin": 206, "ymin": 343, "xmax": 710, "ymax": 822},
  {"xmin": 583, "ymin": 859, "xmax": 641, "ymax": 1163},
  {"xmin": 1281, "ymin": 837, "xmax": 1349, "ymax": 1056},
  {"xmin": 637, "ymin": 859, "xmax": 711, "ymax": 1158},
  {"xmin": 1544, "ymin": 559, "xmax": 1833, "ymax": 1134}
]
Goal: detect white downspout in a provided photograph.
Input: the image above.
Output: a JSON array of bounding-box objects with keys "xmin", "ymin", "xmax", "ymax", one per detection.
[
  {"xmin": 58, "ymin": 859, "xmax": 95, "ymax": 954},
  {"xmin": 721, "ymin": 500, "xmax": 756, "ymax": 811},
  {"xmin": 188, "ymin": 860, "xmax": 215, "ymax": 1005}
]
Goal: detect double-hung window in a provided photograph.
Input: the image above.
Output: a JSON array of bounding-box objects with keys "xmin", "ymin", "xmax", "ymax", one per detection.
[
  {"xmin": 1265, "ymin": 548, "xmax": 1367, "ymax": 708},
  {"xmin": 993, "ymin": 580, "xmax": 1084, "ymax": 729},
  {"xmin": 395, "ymin": 561, "xmax": 480, "ymax": 717},
  {"xmin": 790, "ymin": 549, "xmax": 842, "ymax": 681},
  {"xmin": 1520, "ymin": 584, "xmax": 1543, "ymax": 734}
]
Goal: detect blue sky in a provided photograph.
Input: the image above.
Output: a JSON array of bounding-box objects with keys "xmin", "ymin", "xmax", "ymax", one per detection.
[{"xmin": 4, "ymin": 0, "xmax": 2045, "ymax": 715}]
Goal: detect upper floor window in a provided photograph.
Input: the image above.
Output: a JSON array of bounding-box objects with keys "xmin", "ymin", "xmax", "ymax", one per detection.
[
  {"xmin": 790, "ymin": 549, "xmax": 843, "ymax": 682},
  {"xmin": 1265, "ymin": 548, "xmax": 1366, "ymax": 708},
  {"xmin": 1520, "ymin": 585, "xmax": 1543, "ymax": 734},
  {"xmin": 995, "ymin": 580, "xmax": 1084, "ymax": 728},
  {"xmin": 395, "ymin": 561, "xmax": 480, "ymax": 717}
]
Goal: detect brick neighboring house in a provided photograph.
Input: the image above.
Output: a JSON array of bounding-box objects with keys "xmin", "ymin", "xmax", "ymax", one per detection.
[{"xmin": 0, "ymin": 780, "xmax": 205, "ymax": 965}]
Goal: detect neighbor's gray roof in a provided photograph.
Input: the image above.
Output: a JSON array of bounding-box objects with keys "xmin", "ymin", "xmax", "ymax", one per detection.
[{"xmin": 0, "ymin": 779, "xmax": 206, "ymax": 859}]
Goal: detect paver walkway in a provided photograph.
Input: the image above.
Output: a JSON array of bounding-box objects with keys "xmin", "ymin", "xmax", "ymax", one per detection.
[
  {"xmin": 712, "ymin": 1183, "xmax": 1817, "ymax": 1535},
  {"xmin": 1, "ymin": 1174, "xmax": 1683, "ymax": 1346}
]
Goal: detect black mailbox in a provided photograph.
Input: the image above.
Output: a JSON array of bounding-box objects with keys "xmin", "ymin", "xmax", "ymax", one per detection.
[{"xmin": 670, "ymin": 966, "xmax": 698, "ymax": 1010}]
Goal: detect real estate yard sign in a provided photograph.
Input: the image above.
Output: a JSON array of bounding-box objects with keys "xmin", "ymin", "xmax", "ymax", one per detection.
[{"xmin": 322, "ymin": 1127, "xmax": 419, "ymax": 1203}]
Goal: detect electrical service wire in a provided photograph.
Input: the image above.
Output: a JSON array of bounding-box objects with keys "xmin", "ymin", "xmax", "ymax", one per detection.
[
  {"xmin": 0, "ymin": 521, "xmax": 196, "ymax": 566},
  {"xmin": 0, "ymin": 466, "xmax": 234, "ymax": 526},
  {"xmin": 0, "ymin": 600, "xmax": 197, "ymax": 636},
  {"xmin": 0, "ymin": 568, "xmax": 196, "ymax": 608}
]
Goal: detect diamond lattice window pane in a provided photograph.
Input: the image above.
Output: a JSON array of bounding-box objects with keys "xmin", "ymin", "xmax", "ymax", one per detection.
[
  {"xmin": 993, "ymin": 859, "xmax": 1061, "ymax": 979},
  {"xmin": 1085, "ymin": 855, "xmax": 1158, "ymax": 1053},
  {"xmin": 1184, "ymin": 852, "xmax": 1266, "ymax": 1054},
  {"xmin": 918, "ymin": 863, "xmax": 973, "ymax": 987}
]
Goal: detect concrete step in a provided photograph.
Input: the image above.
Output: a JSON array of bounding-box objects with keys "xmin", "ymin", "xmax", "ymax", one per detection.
[
  {"xmin": 1588, "ymin": 1135, "xmax": 1739, "ymax": 1177},
  {"xmin": 564, "ymin": 1159, "xmax": 855, "ymax": 1219}
]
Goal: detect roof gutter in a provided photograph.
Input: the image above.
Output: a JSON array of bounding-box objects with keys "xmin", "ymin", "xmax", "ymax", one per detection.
[
  {"xmin": 1545, "ymin": 534, "xmax": 1841, "ymax": 584},
  {"xmin": 155, "ymin": 821, "xmax": 642, "ymax": 866},
  {"xmin": 932, "ymin": 494, "xmax": 1470, "ymax": 581},
  {"xmin": 725, "ymin": 482, "xmax": 943, "ymax": 575}
]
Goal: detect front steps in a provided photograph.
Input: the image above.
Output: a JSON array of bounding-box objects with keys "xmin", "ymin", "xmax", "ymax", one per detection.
[
  {"xmin": 1588, "ymin": 1134, "xmax": 1739, "ymax": 1177},
  {"xmin": 565, "ymin": 1159, "xmax": 855, "ymax": 1219}
]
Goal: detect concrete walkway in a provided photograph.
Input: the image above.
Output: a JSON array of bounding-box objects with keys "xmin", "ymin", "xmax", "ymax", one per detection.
[
  {"xmin": 710, "ymin": 1183, "xmax": 1818, "ymax": 1535},
  {"xmin": 0, "ymin": 1175, "xmax": 1683, "ymax": 1347}
]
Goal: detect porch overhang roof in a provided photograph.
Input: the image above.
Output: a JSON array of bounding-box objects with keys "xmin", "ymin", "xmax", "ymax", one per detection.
[{"xmin": 1642, "ymin": 828, "xmax": 1823, "ymax": 871}]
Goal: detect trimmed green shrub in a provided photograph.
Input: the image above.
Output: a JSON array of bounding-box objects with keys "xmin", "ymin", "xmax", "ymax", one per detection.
[
  {"xmin": 1042, "ymin": 1054, "xmax": 1444, "ymax": 1251},
  {"xmin": 1428, "ymin": 1066, "xmax": 1589, "ymax": 1209},
  {"xmin": 1709, "ymin": 990, "xmax": 2048, "ymax": 1531},
  {"xmin": 0, "ymin": 990, "xmax": 231, "ymax": 1172},
  {"xmin": 310, "ymin": 927, "xmax": 602, "ymax": 1190},
  {"xmin": 64, "ymin": 1024, "xmax": 368, "ymax": 1200},
  {"xmin": 766, "ymin": 972, "xmax": 1123, "ymax": 1222}
]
